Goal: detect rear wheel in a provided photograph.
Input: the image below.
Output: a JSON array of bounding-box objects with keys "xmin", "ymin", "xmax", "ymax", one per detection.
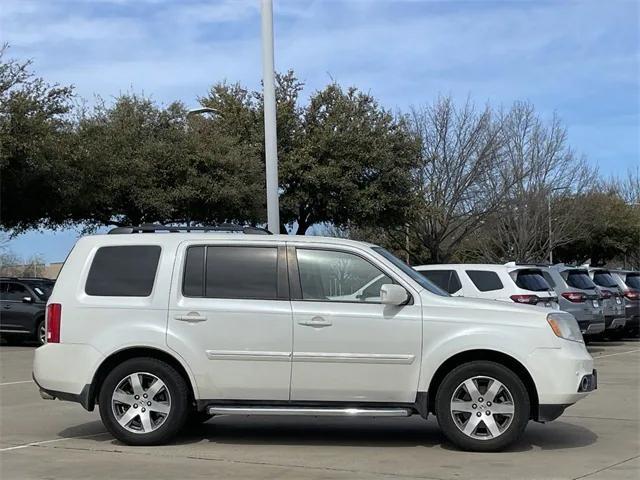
[
  {"xmin": 34, "ymin": 318, "xmax": 46, "ymax": 346},
  {"xmin": 98, "ymin": 358, "xmax": 189, "ymax": 445},
  {"xmin": 435, "ymin": 361, "xmax": 530, "ymax": 452}
]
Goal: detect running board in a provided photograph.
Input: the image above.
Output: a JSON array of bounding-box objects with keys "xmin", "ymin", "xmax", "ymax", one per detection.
[{"xmin": 207, "ymin": 406, "xmax": 412, "ymax": 417}]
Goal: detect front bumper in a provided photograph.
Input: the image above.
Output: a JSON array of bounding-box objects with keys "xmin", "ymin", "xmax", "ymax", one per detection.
[{"xmin": 528, "ymin": 341, "xmax": 595, "ymax": 406}]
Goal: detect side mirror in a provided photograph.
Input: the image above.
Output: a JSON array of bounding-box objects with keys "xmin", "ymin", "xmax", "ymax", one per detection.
[
  {"xmin": 380, "ymin": 284, "xmax": 409, "ymax": 306},
  {"xmin": 22, "ymin": 296, "xmax": 33, "ymax": 303}
]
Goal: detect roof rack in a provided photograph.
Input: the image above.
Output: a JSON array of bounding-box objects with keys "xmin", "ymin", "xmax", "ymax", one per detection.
[{"xmin": 108, "ymin": 223, "xmax": 272, "ymax": 235}]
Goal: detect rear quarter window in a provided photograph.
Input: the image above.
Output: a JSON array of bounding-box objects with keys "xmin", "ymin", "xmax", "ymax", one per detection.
[
  {"xmin": 514, "ymin": 270, "xmax": 550, "ymax": 292},
  {"xmin": 563, "ymin": 271, "xmax": 596, "ymax": 290},
  {"xmin": 85, "ymin": 245, "xmax": 161, "ymax": 297},
  {"xmin": 466, "ymin": 270, "xmax": 504, "ymax": 292},
  {"xmin": 419, "ymin": 270, "xmax": 462, "ymax": 294}
]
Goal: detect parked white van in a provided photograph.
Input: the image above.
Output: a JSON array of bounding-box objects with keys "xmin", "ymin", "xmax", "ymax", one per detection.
[
  {"xmin": 33, "ymin": 226, "xmax": 595, "ymax": 451},
  {"xmin": 414, "ymin": 263, "xmax": 559, "ymax": 309}
]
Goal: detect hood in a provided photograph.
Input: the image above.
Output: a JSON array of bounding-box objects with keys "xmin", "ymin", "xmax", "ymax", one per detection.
[{"xmin": 420, "ymin": 290, "xmax": 552, "ymax": 329}]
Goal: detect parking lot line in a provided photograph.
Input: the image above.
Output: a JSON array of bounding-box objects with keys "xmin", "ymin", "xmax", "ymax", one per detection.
[
  {"xmin": 593, "ymin": 349, "xmax": 640, "ymax": 359},
  {"xmin": 0, "ymin": 433, "xmax": 109, "ymax": 452},
  {"xmin": 0, "ymin": 381, "xmax": 32, "ymax": 386}
]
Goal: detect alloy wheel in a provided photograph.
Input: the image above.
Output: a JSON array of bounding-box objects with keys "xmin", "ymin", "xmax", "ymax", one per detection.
[
  {"xmin": 450, "ymin": 375, "xmax": 515, "ymax": 440},
  {"xmin": 111, "ymin": 372, "xmax": 172, "ymax": 434},
  {"xmin": 38, "ymin": 322, "xmax": 46, "ymax": 345}
]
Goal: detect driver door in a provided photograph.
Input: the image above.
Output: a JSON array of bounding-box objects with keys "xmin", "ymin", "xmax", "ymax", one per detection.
[{"xmin": 288, "ymin": 245, "xmax": 423, "ymax": 403}]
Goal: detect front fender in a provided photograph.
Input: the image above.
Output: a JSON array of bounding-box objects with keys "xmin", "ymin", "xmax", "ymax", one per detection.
[{"xmin": 418, "ymin": 325, "xmax": 539, "ymax": 392}]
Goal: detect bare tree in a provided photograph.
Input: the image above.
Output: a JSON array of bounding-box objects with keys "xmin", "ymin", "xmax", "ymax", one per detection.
[
  {"xmin": 396, "ymin": 96, "xmax": 514, "ymax": 263},
  {"xmin": 474, "ymin": 102, "xmax": 596, "ymax": 263}
]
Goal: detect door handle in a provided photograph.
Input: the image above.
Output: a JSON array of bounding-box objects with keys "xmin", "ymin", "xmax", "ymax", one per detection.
[
  {"xmin": 298, "ymin": 317, "xmax": 332, "ymax": 328},
  {"xmin": 174, "ymin": 313, "xmax": 207, "ymax": 323}
]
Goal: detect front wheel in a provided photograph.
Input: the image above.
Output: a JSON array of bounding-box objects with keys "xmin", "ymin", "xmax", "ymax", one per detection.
[
  {"xmin": 98, "ymin": 358, "xmax": 189, "ymax": 445},
  {"xmin": 435, "ymin": 361, "xmax": 530, "ymax": 452}
]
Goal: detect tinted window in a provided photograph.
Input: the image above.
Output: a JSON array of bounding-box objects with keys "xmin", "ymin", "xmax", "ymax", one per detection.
[
  {"xmin": 85, "ymin": 246, "xmax": 161, "ymax": 296},
  {"xmin": 564, "ymin": 270, "xmax": 596, "ymax": 289},
  {"xmin": 2, "ymin": 282, "xmax": 29, "ymax": 301},
  {"xmin": 420, "ymin": 270, "xmax": 462, "ymax": 294},
  {"xmin": 515, "ymin": 270, "xmax": 550, "ymax": 292},
  {"xmin": 593, "ymin": 271, "xmax": 617, "ymax": 288},
  {"xmin": 466, "ymin": 270, "xmax": 504, "ymax": 292},
  {"xmin": 542, "ymin": 271, "xmax": 556, "ymax": 288},
  {"xmin": 183, "ymin": 246, "xmax": 278, "ymax": 300},
  {"xmin": 183, "ymin": 246, "xmax": 205, "ymax": 296},
  {"xmin": 372, "ymin": 247, "xmax": 448, "ymax": 296},
  {"xmin": 29, "ymin": 282, "xmax": 53, "ymax": 300},
  {"xmin": 297, "ymin": 249, "xmax": 392, "ymax": 302},
  {"xmin": 626, "ymin": 273, "xmax": 640, "ymax": 290}
]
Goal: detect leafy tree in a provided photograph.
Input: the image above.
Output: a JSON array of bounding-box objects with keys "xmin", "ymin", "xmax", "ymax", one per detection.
[
  {"xmin": 0, "ymin": 45, "xmax": 75, "ymax": 232},
  {"xmin": 71, "ymin": 94, "xmax": 265, "ymax": 227},
  {"xmin": 200, "ymin": 72, "xmax": 420, "ymax": 234}
]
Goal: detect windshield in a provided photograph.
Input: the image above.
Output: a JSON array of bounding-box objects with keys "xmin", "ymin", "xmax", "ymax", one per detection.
[
  {"xmin": 564, "ymin": 270, "xmax": 596, "ymax": 290},
  {"xmin": 625, "ymin": 273, "xmax": 640, "ymax": 290},
  {"xmin": 515, "ymin": 270, "xmax": 551, "ymax": 292},
  {"xmin": 593, "ymin": 271, "xmax": 618, "ymax": 288},
  {"xmin": 372, "ymin": 247, "xmax": 448, "ymax": 296}
]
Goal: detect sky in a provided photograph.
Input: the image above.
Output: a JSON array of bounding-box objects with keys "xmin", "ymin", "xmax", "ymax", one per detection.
[{"xmin": 1, "ymin": 0, "xmax": 638, "ymax": 262}]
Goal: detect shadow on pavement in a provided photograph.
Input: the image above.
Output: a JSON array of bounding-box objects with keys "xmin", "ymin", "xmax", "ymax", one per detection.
[{"xmin": 59, "ymin": 416, "xmax": 597, "ymax": 452}]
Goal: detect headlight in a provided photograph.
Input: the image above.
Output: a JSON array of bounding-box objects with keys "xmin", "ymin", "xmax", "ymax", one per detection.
[{"xmin": 547, "ymin": 312, "xmax": 584, "ymax": 343}]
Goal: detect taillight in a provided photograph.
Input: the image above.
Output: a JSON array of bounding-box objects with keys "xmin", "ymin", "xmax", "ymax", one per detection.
[
  {"xmin": 562, "ymin": 292, "xmax": 586, "ymax": 303},
  {"xmin": 510, "ymin": 294, "xmax": 539, "ymax": 305},
  {"xmin": 624, "ymin": 290, "xmax": 640, "ymax": 301},
  {"xmin": 46, "ymin": 303, "xmax": 61, "ymax": 343}
]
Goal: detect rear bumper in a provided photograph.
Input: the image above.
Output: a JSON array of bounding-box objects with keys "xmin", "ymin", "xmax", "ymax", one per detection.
[
  {"xmin": 577, "ymin": 320, "xmax": 605, "ymax": 335},
  {"xmin": 32, "ymin": 343, "xmax": 104, "ymax": 410},
  {"xmin": 33, "ymin": 373, "xmax": 92, "ymax": 410},
  {"xmin": 604, "ymin": 316, "xmax": 626, "ymax": 331}
]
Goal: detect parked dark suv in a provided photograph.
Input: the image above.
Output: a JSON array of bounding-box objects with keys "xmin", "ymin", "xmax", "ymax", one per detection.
[{"xmin": 0, "ymin": 277, "xmax": 54, "ymax": 345}]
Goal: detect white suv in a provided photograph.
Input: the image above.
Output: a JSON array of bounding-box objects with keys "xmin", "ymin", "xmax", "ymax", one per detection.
[
  {"xmin": 414, "ymin": 263, "xmax": 559, "ymax": 309},
  {"xmin": 33, "ymin": 226, "xmax": 595, "ymax": 452}
]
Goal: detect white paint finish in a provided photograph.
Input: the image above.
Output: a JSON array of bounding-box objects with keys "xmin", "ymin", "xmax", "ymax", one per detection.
[
  {"xmin": 32, "ymin": 231, "xmax": 596, "ymax": 434},
  {"xmin": 0, "ymin": 381, "xmax": 32, "ymax": 386},
  {"xmin": 290, "ymin": 300, "xmax": 423, "ymax": 403},
  {"xmin": 166, "ymin": 240, "xmax": 292, "ymax": 400}
]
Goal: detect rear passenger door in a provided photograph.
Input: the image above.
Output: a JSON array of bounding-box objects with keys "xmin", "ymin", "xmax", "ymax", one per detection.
[{"xmin": 167, "ymin": 242, "xmax": 293, "ymax": 401}]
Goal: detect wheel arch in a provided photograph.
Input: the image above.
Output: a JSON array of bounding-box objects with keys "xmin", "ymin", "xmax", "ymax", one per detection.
[
  {"xmin": 426, "ymin": 349, "xmax": 540, "ymax": 420},
  {"xmin": 86, "ymin": 346, "xmax": 198, "ymax": 412}
]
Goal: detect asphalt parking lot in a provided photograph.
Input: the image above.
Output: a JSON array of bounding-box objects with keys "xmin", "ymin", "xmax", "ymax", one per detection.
[{"xmin": 1, "ymin": 340, "xmax": 639, "ymax": 480}]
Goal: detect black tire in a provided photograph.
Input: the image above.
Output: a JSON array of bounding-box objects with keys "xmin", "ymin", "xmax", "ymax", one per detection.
[
  {"xmin": 34, "ymin": 318, "xmax": 46, "ymax": 346},
  {"xmin": 98, "ymin": 357, "xmax": 189, "ymax": 446},
  {"xmin": 435, "ymin": 361, "xmax": 530, "ymax": 452}
]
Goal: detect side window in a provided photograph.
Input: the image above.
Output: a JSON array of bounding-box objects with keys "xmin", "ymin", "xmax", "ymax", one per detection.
[
  {"xmin": 419, "ymin": 270, "xmax": 462, "ymax": 294},
  {"xmin": 182, "ymin": 246, "xmax": 278, "ymax": 300},
  {"xmin": 0, "ymin": 282, "xmax": 7, "ymax": 300},
  {"xmin": 296, "ymin": 249, "xmax": 392, "ymax": 302},
  {"xmin": 85, "ymin": 245, "xmax": 161, "ymax": 297},
  {"xmin": 4, "ymin": 283, "xmax": 29, "ymax": 301},
  {"xmin": 542, "ymin": 271, "xmax": 556, "ymax": 288},
  {"xmin": 466, "ymin": 270, "xmax": 504, "ymax": 292}
]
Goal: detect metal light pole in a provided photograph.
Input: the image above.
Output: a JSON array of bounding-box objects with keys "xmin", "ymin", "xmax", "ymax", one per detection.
[
  {"xmin": 261, "ymin": 0, "xmax": 280, "ymax": 234},
  {"xmin": 548, "ymin": 186, "xmax": 569, "ymax": 264}
]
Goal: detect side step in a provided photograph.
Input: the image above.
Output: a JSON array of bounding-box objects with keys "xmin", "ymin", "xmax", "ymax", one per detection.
[{"xmin": 207, "ymin": 406, "xmax": 412, "ymax": 417}]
